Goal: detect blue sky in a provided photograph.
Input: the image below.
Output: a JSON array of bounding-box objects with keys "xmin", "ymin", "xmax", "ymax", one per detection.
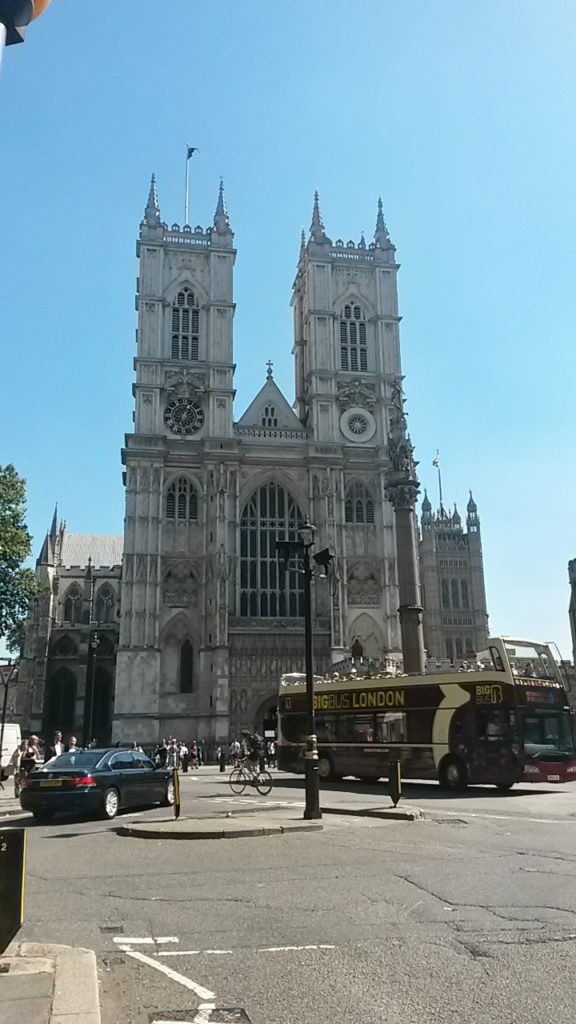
[{"xmin": 1, "ymin": 1, "xmax": 575, "ymax": 658}]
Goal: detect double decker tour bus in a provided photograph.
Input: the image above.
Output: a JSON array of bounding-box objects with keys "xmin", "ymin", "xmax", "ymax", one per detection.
[{"xmin": 277, "ymin": 638, "xmax": 576, "ymax": 790}]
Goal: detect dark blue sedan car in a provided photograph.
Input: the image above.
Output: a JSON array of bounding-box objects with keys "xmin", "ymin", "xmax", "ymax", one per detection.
[{"xmin": 20, "ymin": 748, "xmax": 174, "ymax": 823}]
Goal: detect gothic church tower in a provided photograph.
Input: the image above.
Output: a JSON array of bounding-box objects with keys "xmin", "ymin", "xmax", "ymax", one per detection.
[{"xmin": 113, "ymin": 178, "xmax": 236, "ymax": 744}]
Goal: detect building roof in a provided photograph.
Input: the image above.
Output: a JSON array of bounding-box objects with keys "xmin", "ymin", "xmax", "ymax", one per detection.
[{"xmin": 59, "ymin": 534, "xmax": 123, "ymax": 568}]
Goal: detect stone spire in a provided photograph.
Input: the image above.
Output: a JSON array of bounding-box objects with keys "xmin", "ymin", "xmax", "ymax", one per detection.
[
  {"xmin": 309, "ymin": 191, "xmax": 331, "ymax": 244},
  {"xmin": 213, "ymin": 178, "xmax": 232, "ymax": 236},
  {"xmin": 144, "ymin": 173, "xmax": 161, "ymax": 227},
  {"xmin": 299, "ymin": 229, "xmax": 306, "ymax": 260},
  {"xmin": 374, "ymin": 196, "xmax": 391, "ymax": 247}
]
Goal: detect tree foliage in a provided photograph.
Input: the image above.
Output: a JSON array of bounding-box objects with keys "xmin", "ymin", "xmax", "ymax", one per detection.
[{"xmin": 0, "ymin": 464, "xmax": 37, "ymax": 650}]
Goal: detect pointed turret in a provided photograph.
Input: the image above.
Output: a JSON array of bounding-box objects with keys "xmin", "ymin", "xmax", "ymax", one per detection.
[
  {"xmin": 467, "ymin": 491, "xmax": 478, "ymax": 514},
  {"xmin": 299, "ymin": 228, "xmax": 306, "ymax": 261},
  {"xmin": 374, "ymin": 196, "xmax": 391, "ymax": 248},
  {"xmin": 309, "ymin": 191, "xmax": 331, "ymax": 244},
  {"xmin": 36, "ymin": 532, "xmax": 53, "ymax": 567},
  {"xmin": 452, "ymin": 503, "xmax": 461, "ymax": 527},
  {"xmin": 213, "ymin": 178, "xmax": 232, "ymax": 237},
  {"xmin": 421, "ymin": 490, "xmax": 432, "ymax": 514},
  {"xmin": 49, "ymin": 504, "xmax": 58, "ymax": 543},
  {"xmin": 467, "ymin": 491, "xmax": 480, "ymax": 533},
  {"xmin": 144, "ymin": 173, "xmax": 161, "ymax": 227}
]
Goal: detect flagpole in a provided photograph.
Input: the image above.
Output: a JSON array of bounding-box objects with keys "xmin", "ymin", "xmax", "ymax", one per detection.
[
  {"xmin": 433, "ymin": 450, "xmax": 443, "ymax": 508},
  {"xmin": 184, "ymin": 144, "xmax": 190, "ymax": 226}
]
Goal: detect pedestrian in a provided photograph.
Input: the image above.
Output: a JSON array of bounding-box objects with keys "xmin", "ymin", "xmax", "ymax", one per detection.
[
  {"xmin": 267, "ymin": 739, "xmax": 276, "ymax": 768},
  {"xmin": 229, "ymin": 738, "xmax": 241, "ymax": 765},
  {"xmin": 20, "ymin": 736, "xmax": 41, "ymax": 776},
  {"xmin": 46, "ymin": 730, "xmax": 65, "ymax": 760},
  {"xmin": 131, "ymin": 740, "xmax": 144, "ymax": 754},
  {"xmin": 190, "ymin": 741, "xmax": 198, "ymax": 769},
  {"xmin": 181, "ymin": 741, "xmax": 190, "ymax": 772},
  {"xmin": 67, "ymin": 736, "xmax": 79, "ymax": 752},
  {"xmin": 10, "ymin": 741, "xmax": 27, "ymax": 798},
  {"xmin": 155, "ymin": 738, "xmax": 168, "ymax": 767}
]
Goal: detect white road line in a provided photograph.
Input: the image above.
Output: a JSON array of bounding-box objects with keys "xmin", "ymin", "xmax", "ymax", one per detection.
[
  {"xmin": 432, "ymin": 808, "xmax": 576, "ymax": 825},
  {"xmin": 117, "ymin": 946, "xmax": 215, "ymax": 1000},
  {"xmin": 113, "ymin": 936, "xmax": 179, "ymax": 945},
  {"xmin": 194, "ymin": 1006, "xmax": 216, "ymax": 1023},
  {"xmin": 258, "ymin": 943, "xmax": 335, "ymax": 952},
  {"xmin": 157, "ymin": 950, "xmax": 233, "ymax": 957}
]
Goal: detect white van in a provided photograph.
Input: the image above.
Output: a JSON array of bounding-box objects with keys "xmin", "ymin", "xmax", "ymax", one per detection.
[{"xmin": 1, "ymin": 723, "xmax": 22, "ymax": 774}]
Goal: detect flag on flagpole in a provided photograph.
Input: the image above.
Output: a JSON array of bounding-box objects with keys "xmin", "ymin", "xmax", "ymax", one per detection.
[
  {"xmin": 432, "ymin": 452, "xmax": 440, "ymax": 468},
  {"xmin": 187, "ymin": 146, "xmax": 197, "ymax": 160}
]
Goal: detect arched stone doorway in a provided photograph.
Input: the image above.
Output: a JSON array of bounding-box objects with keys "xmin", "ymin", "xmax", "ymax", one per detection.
[
  {"xmin": 253, "ymin": 693, "xmax": 278, "ymax": 740},
  {"xmin": 84, "ymin": 666, "xmax": 114, "ymax": 745},
  {"xmin": 44, "ymin": 668, "xmax": 77, "ymax": 737}
]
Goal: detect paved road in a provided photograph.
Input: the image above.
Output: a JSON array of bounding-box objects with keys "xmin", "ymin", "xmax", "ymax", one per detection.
[{"xmin": 4, "ymin": 769, "xmax": 576, "ymax": 1023}]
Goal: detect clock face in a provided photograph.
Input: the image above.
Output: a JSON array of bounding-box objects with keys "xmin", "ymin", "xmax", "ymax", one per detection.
[{"xmin": 164, "ymin": 398, "xmax": 204, "ymax": 435}]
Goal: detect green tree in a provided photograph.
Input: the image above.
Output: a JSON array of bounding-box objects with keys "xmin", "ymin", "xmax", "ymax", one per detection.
[{"xmin": 0, "ymin": 464, "xmax": 37, "ymax": 652}]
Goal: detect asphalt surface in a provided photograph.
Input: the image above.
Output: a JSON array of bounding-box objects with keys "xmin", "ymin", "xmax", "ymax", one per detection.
[{"xmin": 4, "ymin": 768, "xmax": 576, "ymax": 1024}]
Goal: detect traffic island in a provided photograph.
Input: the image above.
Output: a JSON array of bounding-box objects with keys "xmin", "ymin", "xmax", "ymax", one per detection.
[
  {"xmin": 321, "ymin": 804, "xmax": 423, "ymax": 821},
  {"xmin": 117, "ymin": 815, "xmax": 323, "ymax": 840}
]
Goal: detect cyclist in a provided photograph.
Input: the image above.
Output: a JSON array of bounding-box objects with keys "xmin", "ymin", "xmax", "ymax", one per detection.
[{"xmin": 241, "ymin": 729, "xmax": 264, "ymax": 770}]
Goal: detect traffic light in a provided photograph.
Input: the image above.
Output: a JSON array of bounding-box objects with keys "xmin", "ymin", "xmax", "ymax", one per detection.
[{"xmin": 1, "ymin": 1, "xmax": 51, "ymax": 45}]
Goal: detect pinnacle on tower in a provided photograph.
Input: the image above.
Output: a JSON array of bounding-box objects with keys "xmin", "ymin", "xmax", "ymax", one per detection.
[
  {"xmin": 299, "ymin": 228, "xmax": 306, "ymax": 260},
  {"xmin": 144, "ymin": 173, "xmax": 161, "ymax": 227},
  {"xmin": 309, "ymin": 190, "xmax": 331, "ymax": 244},
  {"xmin": 374, "ymin": 196, "xmax": 391, "ymax": 247},
  {"xmin": 49, "ymin": 504, "xmax": 58, "ymax": 542},
  {"xmin": 421, "ymin": 490, "xmax": 432, "ymax": 513},
  {"xmin": 467, "ymin": 491, "xmax": 478, "ymax": 514},
  {"xmin": 213, "ymin": 178, "xmax": 232, "ymax": 234}
]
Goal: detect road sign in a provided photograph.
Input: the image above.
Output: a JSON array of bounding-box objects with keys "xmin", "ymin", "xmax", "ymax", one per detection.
[{"xmin": 0, "ymin": 828, "xmax": 26, "ymax": 954}]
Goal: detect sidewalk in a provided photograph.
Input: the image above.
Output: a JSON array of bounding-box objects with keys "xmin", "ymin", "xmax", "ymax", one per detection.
[
  {"xmin": 0, "ymin": 786, "xmax": 27, "ymax": 819},
  {"xmin": 0, "ymin": 943, "xmax": 101, "ymax": 1024}
]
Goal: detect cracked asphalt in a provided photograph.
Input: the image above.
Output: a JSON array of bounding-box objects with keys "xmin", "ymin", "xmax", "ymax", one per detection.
[{"xmin": 8, "ymin": 769, "xmax": 576, "ymax": 1023}]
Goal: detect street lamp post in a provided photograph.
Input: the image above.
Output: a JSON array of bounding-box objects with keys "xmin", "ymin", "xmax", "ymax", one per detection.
[
  {"xmin": 276, "ymin": 520, "xmax": 333, "ymax": 821},
  {"xmin": 84, "ymin": 632, "xmax": 100, "ymax": 747}
]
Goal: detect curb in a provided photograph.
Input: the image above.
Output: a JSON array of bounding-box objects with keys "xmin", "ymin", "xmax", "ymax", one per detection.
[
  {"xmin": 321, "ymin": 805, "xmax": 423, "ymax": 821},
  {"xmin": 0, "ymin": 808, "xmax": 30, "ymax": 820},
  {"xmin": 15, "ymin": 943, "xmax": 101, "ymax": 1024},
  {"xmin": 117, "ymin": 819, "xmax": 323, "ymax": 840}
]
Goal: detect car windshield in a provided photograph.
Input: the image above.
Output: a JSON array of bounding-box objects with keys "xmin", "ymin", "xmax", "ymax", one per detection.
[
  {"xmin": 522, "ymin": 709, "xmax": 576, "ymax": 760},
  {"xmin": 42, "ymin": 751, "xmax": 104, "ymax": 770}
]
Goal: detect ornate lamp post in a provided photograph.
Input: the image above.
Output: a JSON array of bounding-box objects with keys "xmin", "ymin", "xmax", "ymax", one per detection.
[
  {"xmin": 276, "ymin": 520, "xmax": 333, "ymax": 820},
  {"xmin": 0, "ymin": 1, "xmax": 51, "ymax": 66},
  {"xmin": 84, "ymin": 632, "xmax": 100, "ymax": 747}
]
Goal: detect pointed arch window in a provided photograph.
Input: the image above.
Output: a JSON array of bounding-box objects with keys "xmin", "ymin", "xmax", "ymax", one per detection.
[
  {"xmin": 340, "ymin": 302, "xmax": 367, "ymax": 372},
  {"xmin": 95, "ymin": 585, "xmax": 115, "ymax": 624},
  {"xmin": 344, "ymin": 482, "xmax": 375, "ymax": 525},
  {"xmin": 441, "ymin": 579, "xmax": 450, "ymax": 609},
  {"xmin": 451, "ymin": 580, "xmax": 460, "ymax": 609},
  {"xmin": 461, "ymin": 580, "xmax": 469, "ymax": 609},
  {"xmin": 171, "ymin": 287, "xmax": 200, "ymax": 361},
  {"xmin": 63, "ymin": 586, "xmax": 83, "ymax": 626},
  {"xmin": 166, "ymin": 478, "xmax": 198, "ymax": 520},
  {"xmin": 180, "ymin": 640, "xmax": 194, "ymax": 693},
  {"xmin": 239, "ymin": 482, "xmax": 305, "ymax": 617}
]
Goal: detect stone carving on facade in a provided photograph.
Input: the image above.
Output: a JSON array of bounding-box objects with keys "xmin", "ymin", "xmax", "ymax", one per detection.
[
  {"xmin": 337, "ymin": 380, "xmax": 376, "ymax": 410},
  {"xmin": 386, "ymin": 377, "xmax": 420, "ymax": 512},
  {"xmin": 164, "ymin": 370, "xmax": 206, "ymax": 398},
  {"xmin": 347, "ymin": 562, "xmax": 381, "ymax": 605},
  {"xmin": 162, "ymin": 560, "xmax": 198, "ymax": 607}
]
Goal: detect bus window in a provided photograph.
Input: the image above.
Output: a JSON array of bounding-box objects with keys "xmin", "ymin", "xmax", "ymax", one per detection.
[
  {"xmin": 478, "ymin": 710, "xmax": 508, "ymax": 743},
  {"xmin": 376, "ymin": 712, "xmax": 408, "ymax": 743},
  {"xmin": 281, "ymin": 713, "xmax": 306, "ymax": 743},
  {"xmin": 352, "ymin": 715, "xmax": 374, "ymax": 742},
  {"xmin": 316, "ymin": 714, "xmax": 338, "ymax": 743}
]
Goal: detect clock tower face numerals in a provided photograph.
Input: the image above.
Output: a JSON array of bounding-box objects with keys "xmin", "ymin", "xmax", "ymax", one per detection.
[{"xmin": 164, "ymin": 398, "xmax": 204, "ymax": 435}]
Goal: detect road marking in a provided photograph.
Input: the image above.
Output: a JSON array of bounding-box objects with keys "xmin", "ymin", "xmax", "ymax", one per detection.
[
  {"xmin": 116, "ymin": 947, "xmax": 214, "ymax": 1000},
  {"xmin": 113, "ymin": 936, "xmax": 179, "ymax": 945},
  {"xmin": 430, "ymin": 808, "xmax": 576, "ymax": 826},
  {"xmin": 257, "ymin": 944, "xmax": 335, "ymax": 952},
  {"xmin": 158, "ymin": 950, "xmax": 233, "ymax": 957}
]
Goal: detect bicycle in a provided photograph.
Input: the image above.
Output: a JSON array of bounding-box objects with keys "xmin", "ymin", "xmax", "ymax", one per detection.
[{"xmin": 228, "ymin": 758, "xmax": 273, "ymax": 796}]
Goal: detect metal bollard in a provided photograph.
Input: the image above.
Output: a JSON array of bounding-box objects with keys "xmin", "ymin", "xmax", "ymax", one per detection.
[
  {"xmin": 172, "ymin": 768, "xmax": 181, "ymax": 820},
  {"xmin": 388, "ymin": 758, "xmax": 402, "ymax": 807},
  {"xmin": 219, "ymin": 751, "xmax": 226, "ymax": 773}
]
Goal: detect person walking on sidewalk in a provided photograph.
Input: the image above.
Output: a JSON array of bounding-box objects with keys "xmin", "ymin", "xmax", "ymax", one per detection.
[{"xmin": 10, "ymin": 740, "xmax": 27, "ymax": 798}]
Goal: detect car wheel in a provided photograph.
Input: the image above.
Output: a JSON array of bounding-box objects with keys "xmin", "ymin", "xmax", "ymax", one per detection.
[
  {"xmin": 162, "ymin": 778, "xmax": 175, "ymax": 806},
  {"xmin": 496, "ymin": 781, "xmax": 514, "ymax": 792},
  {"xmin": 33, "ymin": 810, "xmax": 54, "ymax": 824},
  {"xmin": 317, "ymin": 755, "xmax": 334, "ymax": 781},
  {"xmin": 101, "ymin": 787, "xmax": 120, "ymax": 820},
  {"xmin": 439, "ymin": 756, "xmax": 468, "ymax": 791}
]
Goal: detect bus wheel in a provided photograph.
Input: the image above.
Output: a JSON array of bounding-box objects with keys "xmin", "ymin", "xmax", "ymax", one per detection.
[
  {"xmin": 496, "ymin": 781, "xmax": 514, "ymax": 792},
  {"xmin": 317, "ymin": 755, "xmax": 334, "ymax": 781},
  {"xmin": 440, "ymin": 757, "xmax": 467, "ymax": 791}
]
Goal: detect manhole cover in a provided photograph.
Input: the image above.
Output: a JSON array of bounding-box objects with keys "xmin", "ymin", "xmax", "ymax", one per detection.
[{"xmin": 100, "ymin": 925, "xmax": 124, "ymax": 934}]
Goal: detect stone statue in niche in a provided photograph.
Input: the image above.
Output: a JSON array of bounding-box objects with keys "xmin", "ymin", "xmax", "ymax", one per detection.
[
  {"xmin": 348, "ymin": 563, "xmax": 380, "ymax": 597},
  {"xmin": 162, "ymin": 562, "xmax": 197, "ymax": 607}
]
